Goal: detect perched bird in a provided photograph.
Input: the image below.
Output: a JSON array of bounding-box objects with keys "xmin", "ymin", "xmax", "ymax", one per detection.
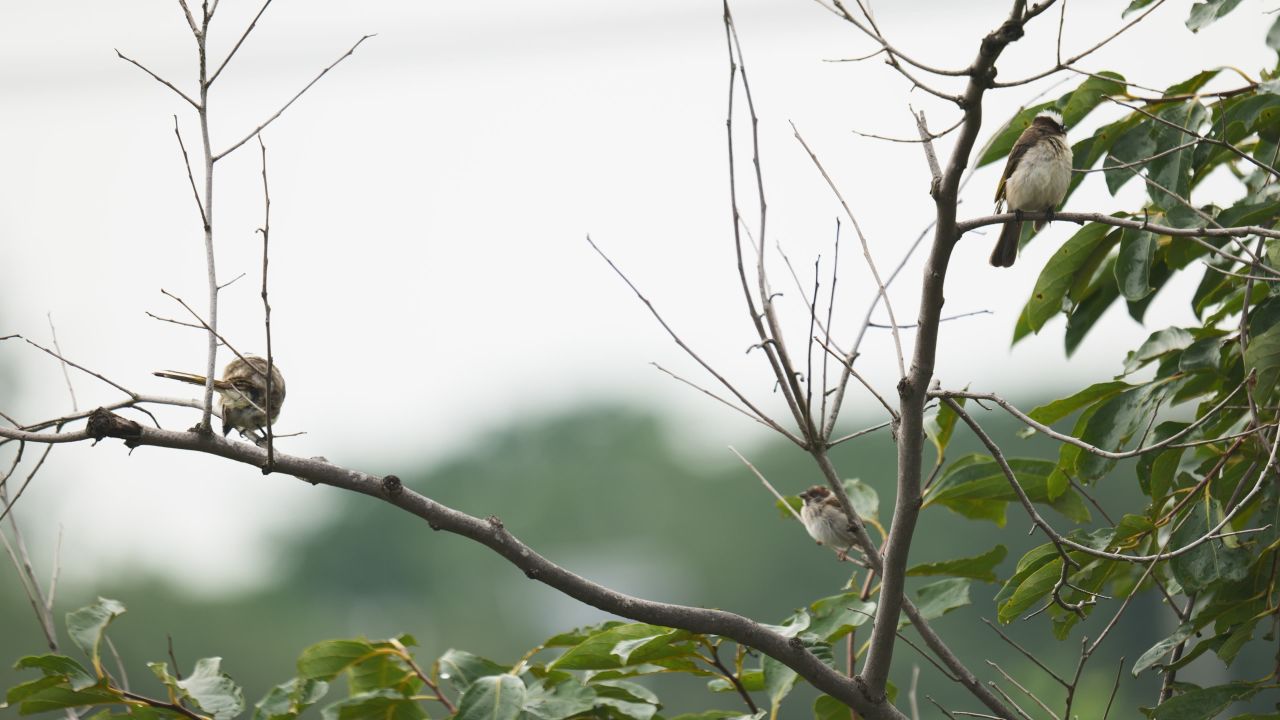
[
  {"xmin": 990, "ymin": 109, "xmax": 1072, "ymax": 268},
  {"xmin": 155, "ymin": 355, "xmax": 285, "ymax": 441},
  {"xmin": 799, "ymin": 485, "xmax": 859, "ymax": 561}
]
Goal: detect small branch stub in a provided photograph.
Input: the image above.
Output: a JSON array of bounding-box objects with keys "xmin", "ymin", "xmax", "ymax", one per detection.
[{"xmin": 86, "ymin": 408, "xmax": 143, "ymax": 444}]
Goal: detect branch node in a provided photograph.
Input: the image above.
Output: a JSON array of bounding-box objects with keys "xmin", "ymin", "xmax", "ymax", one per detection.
[
  {"xmin": 486, "ymin": 515, "xmax": 505, "ymax": 530},
  {"xmin": 87, "ymin": 408, "xmax": 143, "ymax": 444},
  {"xmin": 382, "ymin": 474, "xmax": 403, "ymax": 498}
]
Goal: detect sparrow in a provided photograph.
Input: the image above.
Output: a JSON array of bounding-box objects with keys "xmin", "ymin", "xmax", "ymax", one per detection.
[
  {"xmin": 799, "ymin": 485, "xmax": 859, "ymax": 561},
  {"xmin": 155, "ymin": 355, "xmax": 285, "ymax": 442},
  {"xmin": 990, "ymin": 109, "xmax": 1072, "ymax": 267}
]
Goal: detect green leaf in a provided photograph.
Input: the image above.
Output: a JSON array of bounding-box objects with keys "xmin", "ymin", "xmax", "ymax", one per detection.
[
  {"xmin": 1217, "ymin": 616, "xmax": 1261, "ymax": 665},
  {"xmin": 707, "ymin": 670, "xmax": 764, "ymax": 694},
  {"xmin": 1066, "ymin": 257, "xmax": 1122, "ymax": 355},
  {"xmin": 926, "ymin": 394, "xmax": 965, "ymax": 461},
  {"xmin": 550, "ymin": 624, "xmax": 692, "ymax": 671},
  {"xmin": 669, "ymin": 712, "xmax": 761, "ymax": 720},
  {"xmin": 1170, "ymin": 502, "xmax": 1251, "ymax": 592},
  {"xmin": 908, "ymin": 579, "xmax": 971, "ymax": 625},
  {"xmin": 1143, "ymin": 681, "xmax": 1257, "ymax": 718},
  {"xmin": 454, "ymin": 675, "xmax": 525, "ymax": 720},
  {"xmin": 1186, "ymin": 0, "xmax": 1245, "ymax": 32},
  {"xmin": 762, "ymin": 655, "xmax": 797, "ymax": 717},
  {"xmin": 253, "ymin": 677, "xmax": 329, "ymax": 720},
  {"xmin": 1123, "ymin": 327, "xmax": 1194, "ymax": 375},
  {"xmin": 998, "ymin": 556, "xmax": 1063, "ymax": 623},
  {"xmin": 1024, "ymin": 222, "xmax": 1118, "ymax": 333},
  {"xmin": 814, "ymin": 695, "xmax": 850, "ymax": 720},
  {"xmin": 1245, "ymin": 320, "xmax": 1280, "ymax": 406},
  {"xmin": 1029, "ymin": 381, "xmax": 1130, "ymax": 425},
  {"xmin": 1133, "ymin": 625, "xmax": 1194, "ymax": 675},
  {"xmin": 590, "ymin": 679, "xmax": 657, "ymax": 704},
  {"xmin": 12, "ymin": 654, "xmax": 96, "ymax": 691},
  {"xmin": 1116, "ymin": 228, "xmax": 1157, "ymax": 301},
  {"xmin": 842, "ymin": 478, "xmax": 879, "ymax": 521},
  {"xmin": 1112, "ymin": 514, "xmax": 1157, "ymax": 545},
  {"xmin": 1104, "ymin": 120, "xmax": 1156, "ymax": 194},
  {"xmin": 543, "ymin": 622, "xmax": 625, "ymax": 648},
  {"xmin": 1074, "ymin": 387, "xmax": 1154, "ymax": 481},
  {"xmin": 806, "ymin": 593, "xmax": 876, "ymax": 642},
  {"xmin": 297, "ymin": 640, "xmax": 376, "ymax": 681},
  {"xmin": 436, "ymin": 649, "xmax": 509, "ymax": 693},
  {"xmin": 319, "ymin": 689, "xmax": 427, "ymax": 720},
  {"xmin": 522, "ymin": 677, "xmax": 598, "ymax": 720},
  {"xmin": 177, "ymin": 658, "xmax": 245, "ymax": 720},
  {"xmin": 11, "ymin": 683, "xmax": 123, "ymax": 715},
  {"xmin": 1269, "ymin": 15, "xmax": 1280, "ymax": 50},
  {"xmin": 65, "ymin": 597, "xmax": 126, "ymax": 675},
  {"xmin": 927, "ymin": 455, "xmax": 1091, "ymax": 525},
  {"xmin": 1179, "ymin": 336, "xmax": 1222, "ymax": 372},
  {"xmin": 1063, "ymin": 71, "xmax": 1126, "ymax": 128},
  {"xmin": 907, "ymin": 545, "xmax": 1007, "ymax": 583},
  {"xmin": 1123, "ymin": 0, "xmax": 1159, "ymax": 17}
]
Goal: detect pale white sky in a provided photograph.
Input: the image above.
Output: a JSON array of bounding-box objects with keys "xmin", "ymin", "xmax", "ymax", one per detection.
[{"xmin": 0, "ymin": 1, "xmax": 1270, "ymax": 593}]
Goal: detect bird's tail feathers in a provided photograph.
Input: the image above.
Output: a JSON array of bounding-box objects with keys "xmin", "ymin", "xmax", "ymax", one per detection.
[
  {"xmin": 990, "ymin": 221, "xmax": 1021, "ymax": 268},
  {"xmin": 154, "ymin": 370, "xmax": 230, "ymax": 390}
]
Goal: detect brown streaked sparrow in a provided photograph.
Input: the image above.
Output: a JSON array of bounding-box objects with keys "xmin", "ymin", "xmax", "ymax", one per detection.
[
  {"xmin": 155, "ymin": 355, "xmax": 285, "ymax": 442},
  {"xmin": 799, "ymin": 485, "xmax": 859, "ymax": 561},
  {"xmin": 990, "ymin": 109, "xmax": 1072, "ymax": 268}
]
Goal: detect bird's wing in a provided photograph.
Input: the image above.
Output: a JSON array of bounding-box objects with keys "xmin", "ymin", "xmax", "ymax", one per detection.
[{"xmin": 994, "ymin": 124, "xmax": 1038, "ymax": 206}]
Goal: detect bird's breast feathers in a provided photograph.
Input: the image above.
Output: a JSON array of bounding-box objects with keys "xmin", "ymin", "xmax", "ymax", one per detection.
[{"xmin": 1005, "ymin": 139, "xmax": 1071, "ymax": 212}]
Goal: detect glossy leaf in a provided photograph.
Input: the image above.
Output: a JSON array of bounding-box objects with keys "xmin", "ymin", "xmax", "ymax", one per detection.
[
  {"xmin": 522, "ymin": 677, "xmax": 598, "ymax": 720},
  {"xmin": 253, "ymin": 677, "xmax": 330, "ymax": 720},
  {"xmin": 454, "ymin": 675, "xmax": 525, "ymax": 720},
  {"xmin": 1116, "ymin": 228, "xmax": 1157, "ymax": 301},
  {"xmin": 906, "ymin": 545, "xmax": 1007, "ymax": 583},
  {"xmin": 65, "ymin": 598, "xmax": 126, "ymax": 675},
  {"xmin": 1186, "ymin": 0, "xmax": 1245, "ymax": 32},
  {"xmin": 12, "ymin": 655, "xmax": 96, "ymax": 692},
  {"xmin": 550, "ymin": 624, "xmax": 691, "ymax": 671},
  {"xmin": 909, "ymin": 579, "xmax": 971, "ymax": 624},
  {"xmin": 1143, "ymin": 681, "xmax": 1257, "ymax": 718},
  {"xmin": 1023, "ymin": 222, "xmax": 1117, "ymax": 333},
  {"xmin": 436, "ymin": 649, "xmax": 509, "ymax": 692},
  {"xmin": 319, "ymin": 689, "xmax": 427, "ymax": 720},
  {"xmin": 1029, "ymin": 381, "xmax": 1130, "ymax": 425},
  {"xmin": 297, "ymin": 641, "xmax": 376, "ymax": 682}
]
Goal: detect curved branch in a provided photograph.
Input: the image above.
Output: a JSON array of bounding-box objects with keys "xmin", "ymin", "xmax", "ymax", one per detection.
[
  {"xmin": 11, "ymin": 409, "xmax": 907, "ymax": 720},
  {"xmin": 992, "ymin": 0, "xmax": 1169, "ymax": 87},
  {"xmin": 933, "ymin": 385, "xmax": 1244, "ymax": 460}
]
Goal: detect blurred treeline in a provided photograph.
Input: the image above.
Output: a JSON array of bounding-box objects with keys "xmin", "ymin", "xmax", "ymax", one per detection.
[{"xmin": 0, "ymin": 402, "xmax": 1257, "ymax": 716}]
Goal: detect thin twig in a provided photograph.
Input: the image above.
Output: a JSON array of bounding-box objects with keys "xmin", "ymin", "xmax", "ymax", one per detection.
[
  {"xmin": 214, "ymin": 34, "xmax": 374, "ymax": 161},
  {"xmin": 46, "ymin": 315, "xmax": 78, "ymax": 411},
  {"xmin": 729, "ymin": 446, "xmax": 803, "ymax": 524},
  {"xmin": 173, "ymin": 116, "xmax": 207, "ymax": 227},
  {"xmin": 115, "ymin": 50, "xmax": 200, "ymax": 109},
  {"xmin": 257, "ymin": 136, "xmax": 276, "ymax": 470},
  {"xmin": 792, "ymin": 122, "xmax": 906, "ymax": 378},
  {"xmin": 587, "ymin": 235, "xmax": 802, "ymax": 446},
  {"xmin": 207, "ymin": 0, "xmax": 274, "ymax": 86}
]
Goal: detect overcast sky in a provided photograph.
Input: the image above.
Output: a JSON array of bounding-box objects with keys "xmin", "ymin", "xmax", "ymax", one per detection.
[{"xmin": 1, "ymin": 0, "xmax": 1271, "ymax": 594}]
